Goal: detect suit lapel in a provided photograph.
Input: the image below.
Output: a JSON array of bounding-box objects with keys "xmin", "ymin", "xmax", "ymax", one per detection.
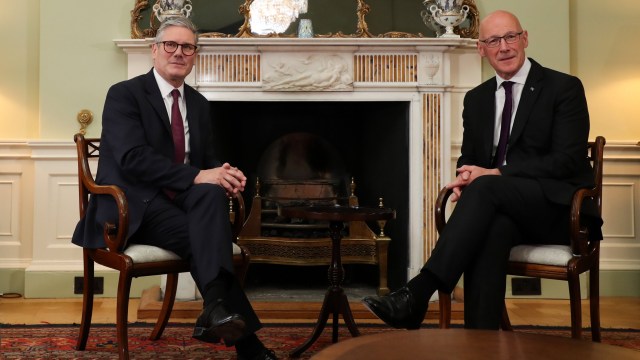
[
  {"xmin": 509, "ymin": 59, "xmax": 544, "ymax": 146},
  {"xmin": 143, "ymin": 70, "xmax": 172, "ymax": 134},
  {"xmin": 184, "ymin": 85, "xmax": 202, "ymax": 165},
  {"xmin": 480, "ymin": 79, "xmax": 498, "ymax": 163}
]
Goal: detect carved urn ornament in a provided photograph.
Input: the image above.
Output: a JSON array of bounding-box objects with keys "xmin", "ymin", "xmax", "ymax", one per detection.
[
  {"xmin": 421, "ymin": 1, "xmax": 445, "ymax": 37},
  {"xmin": 153, "ymin": 0, "xmax": 193, "ymax": 22},
  {"xmin": 424, "ymin": 0, "xmax": 470, "ymax": 38}
]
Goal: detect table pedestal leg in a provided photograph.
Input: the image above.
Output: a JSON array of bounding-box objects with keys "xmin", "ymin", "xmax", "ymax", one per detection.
[{"xmin": 290, "ymin": 220, "xmax": 360, "ymax": 358}]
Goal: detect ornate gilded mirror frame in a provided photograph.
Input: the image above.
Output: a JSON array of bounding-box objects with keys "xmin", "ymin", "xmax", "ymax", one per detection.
[
  {"xmin": 131, "ymin": 0, "xmax": 157, "ymax": 39},
  {"xmin": 456, "ymin": 0, "xmax": 479, "ymax": 39},
  {"xmin": 130, "ymin": 0, "xmax": 478, "ymax": 39},
  {"xmin": 223, "ymin": 0, "xmax": 373, "ymax": 38}
]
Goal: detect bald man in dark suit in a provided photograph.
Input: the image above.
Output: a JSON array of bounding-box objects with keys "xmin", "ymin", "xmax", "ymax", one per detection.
[{"xmin": 363, "ymin": 10, "xmax": 601, "ymax": 330}]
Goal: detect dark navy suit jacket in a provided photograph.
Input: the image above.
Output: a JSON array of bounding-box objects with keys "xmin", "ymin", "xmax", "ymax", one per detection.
[
  {"xmin": 459, "ymin": 58, "xmax": 602, "ymax": 239},
  {"xmin": 73, "ymin": 69, "xmax": 220, "ymax": 248}
]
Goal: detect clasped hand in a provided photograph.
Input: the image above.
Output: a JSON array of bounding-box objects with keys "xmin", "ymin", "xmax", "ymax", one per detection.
[
  {"xmin": 194, "ymin": 163, "xmax": 247, "ymax": 195},
  {"xmin": 445, "ymin": 165, "xmax": 501, "ymax": 202}
]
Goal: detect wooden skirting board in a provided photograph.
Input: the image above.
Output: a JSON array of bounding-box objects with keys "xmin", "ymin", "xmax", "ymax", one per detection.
[{"xmin": 137, "ymin": 286, "xmax": 464, "ymax": 321}]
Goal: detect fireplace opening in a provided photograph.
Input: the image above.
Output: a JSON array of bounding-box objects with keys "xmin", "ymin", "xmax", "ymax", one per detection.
[
  {"xmin": 211, "ymin": 101, "xmax": 410, "ymax": 294},
  {"xmin": 254, "ymin": 131, "xmax": 351, "ymax": 238}
]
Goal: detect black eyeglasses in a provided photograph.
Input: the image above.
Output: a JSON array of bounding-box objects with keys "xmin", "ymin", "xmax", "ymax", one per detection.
[
  {"xmin": 157, "ymin": 41, "xmax": 198, "ymax": 56},
  {"xmin": 479, "ymin": 31, "xmax": 524, "ymax": 48}
]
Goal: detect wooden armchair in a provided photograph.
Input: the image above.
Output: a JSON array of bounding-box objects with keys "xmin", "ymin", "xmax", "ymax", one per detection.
[
  {"xmin": 435, "ymin": 136, "xmax": 605, "ymax": 341},
  {"xmin": 73, "ymin": 134, "xmax": 251, "ymax": 360}
]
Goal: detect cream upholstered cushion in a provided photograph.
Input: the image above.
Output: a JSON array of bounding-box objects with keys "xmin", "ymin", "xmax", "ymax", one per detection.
[
  {"xmin": 232, "ymin": 243, "xmax": 242, "ymax": 255},
  {"xmin": 124, "ymin": 244, "xmax": 182, "ymax": 263},
  {"xmin": 124, "ymin": 243, "xmax": 243, "ymax": 263},
  {"xmin": 509, "ymin": 245, "xmax": 574, "ymax": 266}
]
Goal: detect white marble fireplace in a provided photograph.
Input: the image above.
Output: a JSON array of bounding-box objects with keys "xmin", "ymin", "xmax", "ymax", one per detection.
[{"xmin": 116, "ymin": 36, "xmax": 481, "ymax": 297}]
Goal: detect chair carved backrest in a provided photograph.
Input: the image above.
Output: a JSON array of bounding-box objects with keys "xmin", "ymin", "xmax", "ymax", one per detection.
[
  {"xmin": 76, "ymin": 137, "xmax": 99, "ymax": 218},
  {"xmin": 75, "ymin": 134, "xmax": 130, "ymax": 253},
  {"xmin": 570, "ymin": 137, "xmax": 605, "ymax": 257}
]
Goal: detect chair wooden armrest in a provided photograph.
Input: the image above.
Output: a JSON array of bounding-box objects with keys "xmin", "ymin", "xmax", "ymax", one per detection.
[
  {"xmin": 230, "ymin": 192, "xmax": 246, "ymax": 241},
  {"xmin": 434, "ymin": 186, "xmax": 454, "ymax": 234},
  {"xmin": 75, "ymin": 133, "xmax": 129, "ymax": 253},
  {"xmin": 569, "ymin": 187, "xmax": 596, "ymax": 256}
]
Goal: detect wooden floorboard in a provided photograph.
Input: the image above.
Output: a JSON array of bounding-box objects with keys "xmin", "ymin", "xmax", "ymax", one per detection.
[
  {"xmin": 1, "ymin": 291, "xmax": 638, "ymax": 329},
  {"xmin": 136, "ymin": 285, "xmax": 464, "ymax": 322}
]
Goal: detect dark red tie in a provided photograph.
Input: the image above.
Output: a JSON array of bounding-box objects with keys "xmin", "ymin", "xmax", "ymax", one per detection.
[
  {"xmin": 493, "ymin": 81, "xmax": 514, "ymax": 167},
  {"xmin": 170, "ymin": 89, "xmax": 185, "ymax": 164}
]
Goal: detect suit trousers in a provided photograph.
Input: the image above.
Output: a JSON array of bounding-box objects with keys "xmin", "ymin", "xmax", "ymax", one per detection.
[
  {"xmin": 129, "ymin": 183, "xmax": 261, "ymax": 334},
  {"xmin": 424, "ymin": 175, "xmax": 569, "ymax": 329}
]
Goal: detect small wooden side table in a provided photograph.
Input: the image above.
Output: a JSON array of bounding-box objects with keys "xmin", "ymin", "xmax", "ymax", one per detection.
[{"xmin": 279, "ymin": 205, "xmax": 396, "ymax": 358}]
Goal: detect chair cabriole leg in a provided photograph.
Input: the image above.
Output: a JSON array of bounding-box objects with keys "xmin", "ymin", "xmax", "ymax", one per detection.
[
  {"xmin": 438, "ymin": 291, "xmax": 451, "ymax": 329},
  {"xmin": 116, "ymin": 271, "xmax": 133, "ymax": 360},
  {"xmin": 568, "ymin": 272, "xmax": 583, "ymax": 339},
  {"xmin": 590, "ymin": 264, "xmax": 601, "ymax": 342},
  {"xmin": 150, "ymin": 272, "xmax": 179, "ymax": 340},
  {"xmin": 75, "ymin": 250, "xmax": 94, "ymax": 351}
]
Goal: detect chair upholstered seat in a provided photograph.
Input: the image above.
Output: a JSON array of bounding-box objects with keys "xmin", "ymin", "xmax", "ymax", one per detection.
[
  {"xmin": 508, "ymin": 245, "xmax": 573, "ymax": 266},
  {"xmin": 123, "ymin": 244, "xmax": 182, "ymax": 263},
  {"xmin": 124, "ymin": 243, "xmax": 243, "ymax": 263}
]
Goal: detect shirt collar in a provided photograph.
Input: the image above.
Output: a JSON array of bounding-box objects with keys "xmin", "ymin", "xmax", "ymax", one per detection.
[
  {"xmin": 153, "ymin": 68, "xmax": 184, "ymax": 98},
  {"xmin": 495, "ymin": 58, "xmax": 531, "ymax": 89}
]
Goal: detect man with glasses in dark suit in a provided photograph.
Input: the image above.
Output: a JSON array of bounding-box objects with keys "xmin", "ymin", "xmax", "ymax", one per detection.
[
  {"xmin": 363, "ymin": 10, "xmax": 600, "ymax": 330},
  {"xmin": 72, "ymin": 16, "xmax": 276, "ymax": 360}
]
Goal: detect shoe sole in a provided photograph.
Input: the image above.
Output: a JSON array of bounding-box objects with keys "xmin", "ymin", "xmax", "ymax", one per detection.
[
  {"xmin": 191, "ymin": 327, "xmax": 220, "ymax": 343},
  {"xmin": 192, "ymin": 316, "xmax": 246, "ymax": 344},
  {"xmin": 362, "ymin": 299, "xmax": 405, "ymax": 329}
]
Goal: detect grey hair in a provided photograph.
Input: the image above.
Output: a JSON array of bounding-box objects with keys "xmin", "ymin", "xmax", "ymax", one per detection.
[{"xmin": 154, "ymin": 16, "xmax": 198, "ymax": 44}]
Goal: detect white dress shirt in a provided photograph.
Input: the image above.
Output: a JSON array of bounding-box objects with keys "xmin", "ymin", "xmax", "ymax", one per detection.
[
  {"xmin": 492, "ymin": 58, "xmax": 532, "ymax": 163},
  {"xmin": 153, "ymin": 68, "xmax": 191, "ymax": 164}
]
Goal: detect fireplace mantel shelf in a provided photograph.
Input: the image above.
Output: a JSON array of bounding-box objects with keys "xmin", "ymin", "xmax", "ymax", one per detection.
[
  {"xmin": 116, "ymin": 37, "xmax": 479, "ymax": 93},
  {"xmin": 115, "ymin": 37, "xmax": 478, "ymax": 50}
]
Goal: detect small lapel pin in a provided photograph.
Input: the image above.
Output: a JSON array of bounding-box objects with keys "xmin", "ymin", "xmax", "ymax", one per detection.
[{"xmin": 530, "ymin": 87, "xmax": 535, "ymax": 91}]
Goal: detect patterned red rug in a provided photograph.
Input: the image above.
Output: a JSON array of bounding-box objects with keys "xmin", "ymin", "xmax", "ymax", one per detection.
[{"xmin": 1, "ymin": 323, "xmax": 638, "ymax": 359}]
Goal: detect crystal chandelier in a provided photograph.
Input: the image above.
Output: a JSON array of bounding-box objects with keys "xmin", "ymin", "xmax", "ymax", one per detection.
[{"xmin": 250, "ymin": 0, "xmax": 308, "ymax": 35}]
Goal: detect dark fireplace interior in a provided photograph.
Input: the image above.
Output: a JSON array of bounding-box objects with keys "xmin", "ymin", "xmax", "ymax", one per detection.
[{"xmin": 210, "ymin": 101, "xmax": 410, "ymax": 293}]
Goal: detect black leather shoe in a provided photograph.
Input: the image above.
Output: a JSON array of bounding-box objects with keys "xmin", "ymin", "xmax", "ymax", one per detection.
[
  {"xmin": 362, "ymin": 287, "xmax": 427, "ymax": 330},
  {"xmin": 238, "ymin": 348, "xmax": 278, "ymax": 360},
  {"xmin": 192, "ymin": 299, "xmax": 246, "ymax": 344}
]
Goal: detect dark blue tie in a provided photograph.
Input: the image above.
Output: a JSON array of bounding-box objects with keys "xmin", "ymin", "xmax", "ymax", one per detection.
[{"xmin": 493, "ymin": 81, "xmax": 514, "ymax": 167}]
